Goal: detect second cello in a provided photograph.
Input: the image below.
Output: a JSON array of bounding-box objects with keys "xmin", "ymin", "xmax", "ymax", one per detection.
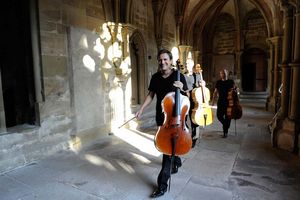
[{"xmin": 191, "ymin": 65, "xmax": 214, "ymax": 126}]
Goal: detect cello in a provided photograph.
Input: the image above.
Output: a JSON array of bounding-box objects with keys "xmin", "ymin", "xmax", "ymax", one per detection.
[
  {"xmin": 227, "ymin": 88, "xmax": 242, "ymax": 120},
  {"xmin": 154, "ymin": 61, "xmax": 192, "ymax": 156},
  {"xmin": 226, "ymin": 87, "xmax": 242, "ymax": 136},
  {"xmin": 191, "ymin": 65, "xmax": 214, "ymax": 126}
]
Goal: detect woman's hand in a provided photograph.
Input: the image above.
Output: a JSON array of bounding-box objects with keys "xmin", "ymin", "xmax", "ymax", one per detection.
[
  {"xmin": 135, "ymin": 109, "xmax": 143, "ymax": 119},
  {"xmin": 173, "ymin": 81, "xmax": 183, "ymax": 91}
]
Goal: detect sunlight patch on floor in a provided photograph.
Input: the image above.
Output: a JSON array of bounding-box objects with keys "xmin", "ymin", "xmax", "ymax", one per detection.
[
  {"xmin": 84, "ymin": 154, "xmax": 117, "ymax": 171},
  {"xmin": 113, "ymin": 127, "xmax": 161, "ymax": 157}
]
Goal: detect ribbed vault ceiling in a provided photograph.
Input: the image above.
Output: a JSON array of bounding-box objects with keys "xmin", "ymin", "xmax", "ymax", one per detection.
[{"xmin": 176, "ymin": 0, "xmax": 283, "ymax": 45}]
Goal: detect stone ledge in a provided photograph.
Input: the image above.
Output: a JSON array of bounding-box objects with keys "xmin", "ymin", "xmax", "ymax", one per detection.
[
  {"xmin": 0, "ymin": 134, "xmax": 69, "ymax": 174},
  {"xmin": 69, "ymin": 125, "xmax": 111, "ymax": 152}
]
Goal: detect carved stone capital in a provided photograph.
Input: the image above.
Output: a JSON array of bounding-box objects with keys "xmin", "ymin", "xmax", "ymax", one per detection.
[
  {"xmin": 267, "ymin": 36, "xmax": 281, "ymax": 46},
  {"xmin": 122, "ymin": 24, "xmax": 136, "ymax": 38},
  {"xmin": 178, "ymin": 45, "xmax": 192, "ymax": 54}
]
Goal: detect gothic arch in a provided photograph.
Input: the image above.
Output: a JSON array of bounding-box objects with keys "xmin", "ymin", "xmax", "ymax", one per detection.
[
  {"xmin": 241, "ymin": 9, "xmax": 268, "ymax": 33},
  {"xmin": 184, "ymin": 0, "xmax": 227, "ymax": 46},
  {"xmin": 129, "ymin": 30, "xmax": 147, "ymax": 105},
  {"xmin": 242, "ymin": 9, "xmax": 269, "ymax": 51},
  {"xmin": 152, "ymin": 0, "xmax": 169, "ymax": 49},
  {"xmin": 247, "ymin": 0, "xmax": 274, "ymax": 36},
  {"xmin": 181, "ymin": 0, "xmax": 276, "ymax": 47}
]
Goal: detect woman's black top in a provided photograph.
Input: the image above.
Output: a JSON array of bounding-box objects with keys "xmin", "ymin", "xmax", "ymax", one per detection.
[
  {"xmin": 215, "ymin": 79, "xmax": 235, "ymax": 106},
  {"xmin": 148, "ymin": 69, "xmax": 188, "ymax": 118}
]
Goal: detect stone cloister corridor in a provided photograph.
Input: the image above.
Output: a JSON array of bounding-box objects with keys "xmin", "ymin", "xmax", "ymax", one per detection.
[
  {"xmin": 1, "ymin": 0, "xmax": 300, "ymax": 199},
  {"xmin": 1, "ymin": 102, "xmax": 300, "ymax": 199}
]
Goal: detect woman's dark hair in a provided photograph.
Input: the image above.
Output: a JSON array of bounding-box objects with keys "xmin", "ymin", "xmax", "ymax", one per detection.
[{"xmin": 157, "ymin": 49, "xmax": 173, "ymax": 60}]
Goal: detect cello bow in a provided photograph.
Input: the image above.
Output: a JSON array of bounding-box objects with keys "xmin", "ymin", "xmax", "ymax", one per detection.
[{"xmin": 118, "ymin": 116, "xmax": 137, "ymax": 128}]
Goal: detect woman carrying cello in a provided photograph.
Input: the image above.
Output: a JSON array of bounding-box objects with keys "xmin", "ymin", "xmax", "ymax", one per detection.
[
  {"xmin": 191, "ymin": 64, "xmax": 214, "ymax": 128},
  {"xmin": 212, "ymin": 69, "xmax": 236, "ymax": 138},
  {"xmin": 184, "ymin": 60, "xmax": 200, "ymax": 147},
  {"xmin": 135, "ymin": 49, "xmax": 189, "ymax": 198}
]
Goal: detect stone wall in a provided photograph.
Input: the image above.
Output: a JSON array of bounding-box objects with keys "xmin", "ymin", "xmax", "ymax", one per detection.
[
  {"xmin": 211, "ymin": 13, "xmax": 236, "ymax": 83},
  {"xmin": 213, "ymin": 13, "xmax": 235, "ymax": 55},
  {"xmin": 0, "ymin": 0, "xmax": 163, "ymax": 173},
  {"xmin": 162, "ymin": 0, "xmax": 177, "ymax": 50},
  {"xmin": 37, "ymin": 0, "xmax": 109, "ymax": 152},
  {"xmin": 244, "ymin": 10, "xmax": 268, "ymax": 48}
]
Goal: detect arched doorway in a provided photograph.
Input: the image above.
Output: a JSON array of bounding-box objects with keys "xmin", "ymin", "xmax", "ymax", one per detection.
[
  {"xmin": 241, "ymin": 48, "xmax": 267, "ymax": 92},
  {"xmin": 129, "ymin": 31, "xmax": 146, "ymax": 105},
  {"xmin": 0, "ymin": 0, "xmax": 37, "ymax": 128}
]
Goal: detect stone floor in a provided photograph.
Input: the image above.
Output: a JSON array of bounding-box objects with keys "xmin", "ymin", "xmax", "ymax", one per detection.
[{"xmin": 1, "ymin": 102, "xmax": 300, "ymax": 200}]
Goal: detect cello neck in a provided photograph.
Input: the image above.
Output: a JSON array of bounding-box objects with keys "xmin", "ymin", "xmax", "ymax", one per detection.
[
  {"xmin": 199, "ymin": 69, "xmax": 208, "ymax": 102},
  {"xmin": 199, "ymin": 69, "xmax": 204, "ymax": 83},
  {"xmin": 174, "ymin": 61, "xmax": 181, "ymax": 124}
]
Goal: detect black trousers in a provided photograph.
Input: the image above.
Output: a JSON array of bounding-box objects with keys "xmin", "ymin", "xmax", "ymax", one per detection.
[
  {"xmin": 157, "ymin": 154, "xmax": 181, "ymax": 190},
  {"xmin": 155, "ymin": 114, "xmax": 182, "ymax": 190},
  {"xmin": 217, "ymin": 103, "xmax": 231, "ymax": 133}
]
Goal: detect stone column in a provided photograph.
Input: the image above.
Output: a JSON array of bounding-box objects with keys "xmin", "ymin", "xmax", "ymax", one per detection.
[
  {"xmin": 122, "ymin": 24, "xmax": 136, "ymax": 58},
  {"xmin": 0, "ymin": 68, "xmax": 7, "ymax": 133},
  {"xmin": 152, "ymin": 0, "xmax": 163, "ymax": 50},
  {"xmin": 267, "ymin": 39, "xmax": 274, "ymax": 99},
  {"xmin": 234, "ymin": 51, "xmax": 242, "ymax": 90},
  {"xmin": 121, "ymin": 25, "xmax": 129, "ymax": 60},
  {"xmin": 175, "ymin": 14, "xmax": 183, "ymax": 45},
  {"xmin": 271, "ymin": 3, "xmax": 300, "ymax": 153},
  {"xmin": 178, "ymin": 45, "xmax": 191, "ymax": 68},
  {"xmin": 107, "ymin": 22, "xmax": 122, "ymax": 74},
  {"xmin": 30, "ymin": 0, "xmax": 44, "ymax": 103},
  {"xmin": 193, "ymin": 50, "xmax": 201, "ymax": 66},
  {"xmin": 279, "ymin": 4, "xmax": 294, "ymax": 118},
  {"xmin": 204, "ymin": 52, "xmax": 214, "ymax": 81},
  {"xmin": 234, "ymin": 0, "xmax": 241, "ymax": 80},
  {"xmin": 290, "ymin": 10, "xmax": 300, "ymax": 120},
  {"xmin": 186, "ymin": 46, "xmax": 193, "ymax": 59},
  {"xmin": 289, "ymin": 4, "xmax": 300, "ymax": 154},
  {"xmin": 267, "ymin": 36, "xmax": 281, "ymax": 112},
  {"xmin": 235, "ymin": 51, "xmax": 242, "ymax": 78}
]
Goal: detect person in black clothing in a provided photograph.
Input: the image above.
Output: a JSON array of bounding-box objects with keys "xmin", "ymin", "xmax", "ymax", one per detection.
[
  {"xmin": 135, "ymin": 49, "xmax": 188, "ymax": 198},
  {"xmin": 212, "ymin": 69, "xmax": 235, "ymax": 138}
]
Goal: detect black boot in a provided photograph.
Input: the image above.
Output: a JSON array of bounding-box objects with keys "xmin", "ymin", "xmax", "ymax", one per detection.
[
  {"xmin": 150, "ymin": 188, "xmax": 167, "ymax": 198},
  {"xmin": 222, "ymin": 125, "xmax": 228, "ymax": 138},
  {"xmin": 171, "ymin": 162, "xmax": 182, "ymax": 174},
  {"xmin": 223, "ymin": 128, "xmax": 228, "ymax": 138},
  {"xmin": 192, "ymin": 139, "xmax": 197, "ymax": 148}
]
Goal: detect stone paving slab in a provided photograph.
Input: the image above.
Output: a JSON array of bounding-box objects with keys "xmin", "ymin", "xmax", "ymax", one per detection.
[{"xmin": 1, "ymin": 102, "xmax": 300, "ymax": 200}]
